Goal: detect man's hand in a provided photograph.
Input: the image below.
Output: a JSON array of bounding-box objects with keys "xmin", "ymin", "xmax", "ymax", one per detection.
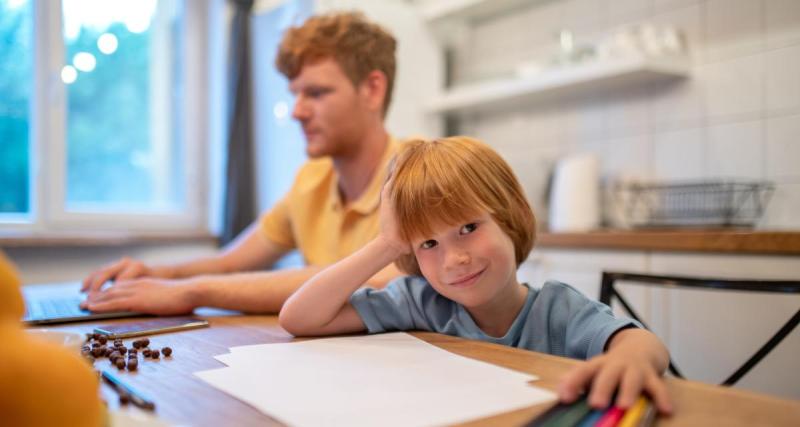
[
  {"xmin": 81, "ymin": 257, "xmax": 166, "ymax": 293},
  {"xmin": 557, "ymin": 328, "xmax": 673, "ymax": 415},
  {"xmin": 80, "ymin": 278, "xmax": 195, "ymax": 316}
]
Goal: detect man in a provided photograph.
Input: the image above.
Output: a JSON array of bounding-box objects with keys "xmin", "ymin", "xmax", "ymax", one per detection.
[{"xmin": 82, "ymin": 12, "xmax": 402, "ymax": 315}]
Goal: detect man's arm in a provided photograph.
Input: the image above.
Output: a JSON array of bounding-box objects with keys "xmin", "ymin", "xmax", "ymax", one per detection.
[
  {"xmin": 83, "ymin": 258, "xmax": 402, "ymax": 315},
  {"xmin": 82, "ymin": 223, "xmax": 287, "ymax": 293}
]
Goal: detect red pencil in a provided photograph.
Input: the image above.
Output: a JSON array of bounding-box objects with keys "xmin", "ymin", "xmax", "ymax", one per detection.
[{"xmin": 595, "ymin": 406, "xmax": 626, "ymax": 427}]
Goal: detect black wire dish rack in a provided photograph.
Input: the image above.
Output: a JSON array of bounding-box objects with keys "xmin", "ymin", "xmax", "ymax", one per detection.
[{"xmin": 617, "ymin": 180, "xmax": 775, "ymax": 228}]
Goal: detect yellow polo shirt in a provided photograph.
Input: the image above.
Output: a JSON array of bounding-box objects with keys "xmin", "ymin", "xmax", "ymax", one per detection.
[{"xmin": 259, "ymin": 138, "xmax": 399, "ymax": 266}]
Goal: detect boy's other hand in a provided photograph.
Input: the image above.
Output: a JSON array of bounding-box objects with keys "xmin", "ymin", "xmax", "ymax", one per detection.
[
  {"xmin": 557, "ymin": 328, "xmax": 673, "ymax": 415},
  {"xmin": 378, "ymin": 181, "xmax": 411, "ymax": 255}
]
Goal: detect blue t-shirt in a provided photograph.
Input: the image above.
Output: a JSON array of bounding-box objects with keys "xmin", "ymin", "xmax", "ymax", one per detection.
[{"xmin": 350, "ymin": 277, "xmax": 640, "ymax": 360}]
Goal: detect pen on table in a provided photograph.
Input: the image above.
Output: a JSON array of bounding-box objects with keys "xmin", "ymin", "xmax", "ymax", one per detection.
[{"xmin": 100, "ymin": 369, "xmax": 156, "ymax": 411}]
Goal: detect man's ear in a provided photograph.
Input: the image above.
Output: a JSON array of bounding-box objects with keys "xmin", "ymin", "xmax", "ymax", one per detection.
[{"xmin": 359, "ymin": 70, "xmax": 388, "ymax": 113}]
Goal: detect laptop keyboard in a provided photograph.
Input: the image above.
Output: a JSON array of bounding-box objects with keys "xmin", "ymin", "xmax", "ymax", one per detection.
[{"xmin": 25, "ymin": 296, "xmax": 89, "ymax": 320}]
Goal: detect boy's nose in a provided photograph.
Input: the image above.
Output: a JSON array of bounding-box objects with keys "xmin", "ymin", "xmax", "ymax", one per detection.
[{"xmin": 445, "ymin": 248, "xmax": 471, "ymax": 269}]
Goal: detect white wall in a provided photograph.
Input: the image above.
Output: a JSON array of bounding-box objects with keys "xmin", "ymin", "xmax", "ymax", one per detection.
[
  {"xmin": 5, "ymin": 242, "xmax": 218, "ymax": 285},
  {"xmin": 438, "ymin": 0, "xmax": 800, "ymax": 230}
]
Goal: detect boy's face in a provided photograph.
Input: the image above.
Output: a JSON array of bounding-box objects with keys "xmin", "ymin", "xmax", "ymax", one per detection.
[
  {"xmin": 289, "ymin": 58, "xmax": 372, "ymax": 159},
  {"xmin": 410, "ymin": 213, "xmax": 520, "ymax": 309}
]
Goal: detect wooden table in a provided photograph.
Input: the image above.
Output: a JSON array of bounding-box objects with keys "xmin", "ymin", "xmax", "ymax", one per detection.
[{"xmin": 43, "ymin": 311, "xmax": 800, "ymax": 426}]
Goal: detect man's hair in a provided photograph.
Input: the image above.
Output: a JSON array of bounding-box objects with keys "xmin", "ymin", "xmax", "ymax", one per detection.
[
  {"xmin": 388, "ymin": 137, "xmax": 536, "ymax": 276},
  {"xmin": 275, "ymin": 12, "xmax": 397, "ymax": 115}
]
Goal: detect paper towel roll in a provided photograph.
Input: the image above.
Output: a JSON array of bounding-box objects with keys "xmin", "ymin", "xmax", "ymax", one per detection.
[{"xmin": 549, "ymin": 154, "xmax": 600, "ymax": 232}]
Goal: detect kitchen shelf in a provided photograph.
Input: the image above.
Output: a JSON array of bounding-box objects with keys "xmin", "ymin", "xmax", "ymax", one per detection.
[
  {"xmin": 419, "ymin": 0, "xmax": 549, "ymax": 23},
  {"xmin": 426, "ymin": 55, "xmax": 690, "ymax": 115}
]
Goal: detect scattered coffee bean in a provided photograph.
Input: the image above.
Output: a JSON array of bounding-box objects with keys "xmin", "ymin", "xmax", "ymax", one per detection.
[
  {"xmin": 127, "ymin": 359, "xmax": 138, "ymax": 371},
  {"xmin": 98, "ymin": 335, "xmax": 107, "ymax": 345},
  {"xmin": 91, "ymin": 347, "xmax": 104, "ymax": 358},
  {"xmin": 92, "ymin": 333, "xmax": 101, "ymax": 341},
  {"xmin": 161, "ymin": 347, "xmax": 172, "ymax": 357},
  {"xmin": 151, "ymin": 349, "xmax": 160, "ymax": 359},
  {"xmin": 142, "ymin": 349, "xmax": 151, "ymax": 357},
  {"xmin": 115, "ymin": 359, "xmax": 125, "ymax": 370}
]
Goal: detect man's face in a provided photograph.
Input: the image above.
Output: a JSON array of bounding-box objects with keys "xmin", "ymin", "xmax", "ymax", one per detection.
[{"xmin": 289, "ymin": 58, "xmax": 369, "ymax": 159}]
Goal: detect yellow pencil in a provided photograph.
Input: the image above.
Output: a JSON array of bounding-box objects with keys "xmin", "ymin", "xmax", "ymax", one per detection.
[{"xmin": 618, "ymin": 397, "xmax": 649, "ymax": 427}]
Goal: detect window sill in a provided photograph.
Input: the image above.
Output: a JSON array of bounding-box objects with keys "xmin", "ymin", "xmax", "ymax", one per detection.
[{"xmin": 0, "ymin": 230, "xmax": 218, "ymax": 248}]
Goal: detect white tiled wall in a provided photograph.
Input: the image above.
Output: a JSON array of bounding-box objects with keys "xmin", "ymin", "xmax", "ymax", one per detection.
[{"xmin": 444, "ymin": 0, "xmax": 800, "ymax": 229}]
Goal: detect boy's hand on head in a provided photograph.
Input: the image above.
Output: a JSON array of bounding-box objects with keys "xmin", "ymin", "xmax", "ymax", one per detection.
[
  {"xmin": 558, "ymin": 328, "xmax": 673, "ymax": 415},
  {"xmin": 378, "ymin": 181, "xmax": 411, "ymax": 255}
]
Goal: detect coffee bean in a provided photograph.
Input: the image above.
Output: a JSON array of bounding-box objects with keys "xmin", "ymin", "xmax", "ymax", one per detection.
[
  {"xmin": 115, "ymin": 359, "xmax": 125, "ymax": 370},
  {"xmin": 127, "ymin": 359, "xmax": 138, "ymax": 371},
  {"xmin": 150, "ymin": 349, "xmax": 160, "ymax": 359},
  {"xmin": 92, "ymin": 333, "xmax": 101, "ymax": 341},
  {"xmin": 142, "ymin": 348, "xmax": 151, "ymax": 357},
  {"xmin": 91, "ymin": 347, "xmax": 104, "ymax": 358},
  {"xmin": 98, "ymin": 335, "xmax": 107, "ymax": 345},
  {"xmin": 161, "ymin": 347, "xmax": 172, "ymax": 357}
]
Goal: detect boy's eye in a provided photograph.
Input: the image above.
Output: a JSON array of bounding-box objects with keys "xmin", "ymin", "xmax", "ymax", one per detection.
[
  {"xmin": 420, "ymin": 240, "xmax": 438, "ymax": 249},
  {"xmin": 459, "ymin": 223, "xmax": 478, "ymax": 235}
]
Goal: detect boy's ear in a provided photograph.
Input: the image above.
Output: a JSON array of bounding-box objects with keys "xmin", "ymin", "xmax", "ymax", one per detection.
[{"xmin": 358, "ymin": 70, "xmax": 388, "ymax": 113}]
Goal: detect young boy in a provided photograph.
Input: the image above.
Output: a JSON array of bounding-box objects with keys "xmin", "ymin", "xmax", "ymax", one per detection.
[{"xmin": 280, "ymin": 137, "xmax": 673, "ymax": 414}]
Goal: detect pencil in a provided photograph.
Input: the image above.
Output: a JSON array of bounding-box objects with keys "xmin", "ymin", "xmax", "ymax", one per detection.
[
  {"xmin": 100, "ymin": 369, "xmax": 156, "ymax": 411},
  {"xmin": 595, "ymin": 406, "xmax": 625, "ymax": 427},
  {"xmin": 618, "ymin": 397, "xmax": 649, "ymax": 427}
]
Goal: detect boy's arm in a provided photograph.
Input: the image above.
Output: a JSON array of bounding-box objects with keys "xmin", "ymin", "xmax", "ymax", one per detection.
[
  {"xmin": 558, "ymin": 328, "xmax": 673, "ymax": 414},
  {"xmin": 279, "ymin": 236, "xmax": 405, "ymax": 336}
]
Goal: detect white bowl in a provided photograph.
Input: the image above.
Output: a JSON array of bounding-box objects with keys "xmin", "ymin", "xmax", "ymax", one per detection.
[{"xmin": 26, "ymin": 329, "xmax": 84, "ymax": 354}]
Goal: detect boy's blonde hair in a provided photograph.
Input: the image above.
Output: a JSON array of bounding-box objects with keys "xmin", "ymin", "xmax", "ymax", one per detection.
[
  {"xmin": 275, "ymin": 12, "xmax": 397, "ymax": 115},
  {"xmin": 388, "ymin": 137, "xmax": 536, "ymax": 275}
]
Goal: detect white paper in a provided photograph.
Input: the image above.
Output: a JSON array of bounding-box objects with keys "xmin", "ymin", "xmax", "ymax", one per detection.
[{"xmin": 196, "ymin": 333, "xmax": 555, "ymax": 427}]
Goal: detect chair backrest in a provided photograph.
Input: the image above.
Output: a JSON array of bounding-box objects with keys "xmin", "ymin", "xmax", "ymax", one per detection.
[{"xmin": 600, "ymin": 271, "xmax": 800, "ymax": 386}]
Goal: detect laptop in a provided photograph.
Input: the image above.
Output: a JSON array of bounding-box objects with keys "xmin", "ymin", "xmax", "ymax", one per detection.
[{"xmin": 22, "ymin": 282, "xmax": 142, "ymax": 325}]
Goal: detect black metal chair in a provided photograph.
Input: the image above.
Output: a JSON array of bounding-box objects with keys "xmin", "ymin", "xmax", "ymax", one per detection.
[{"xmin": 599, "ymin": 271, "xmax": 800, "ymax": 386}]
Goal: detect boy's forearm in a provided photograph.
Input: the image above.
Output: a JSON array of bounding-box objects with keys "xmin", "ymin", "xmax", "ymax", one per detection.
[
  {"xmin": 608, "ymin": 328, "xmax": 670, "ymax": 373},
  {"xmin": 280, "ymin": 237, "xmax": 403, "ymax": 331}
]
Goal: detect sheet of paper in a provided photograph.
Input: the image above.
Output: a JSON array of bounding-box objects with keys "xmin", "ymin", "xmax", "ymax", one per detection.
[{"xmin": 195, "ymin": 333, "xmax": 555, "ymax": 427}]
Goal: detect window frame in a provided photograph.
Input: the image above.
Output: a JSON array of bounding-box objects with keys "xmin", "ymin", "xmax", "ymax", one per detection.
[{"xmin": 0, "ymin": 0, "xmax": 215, "ymax": 235}]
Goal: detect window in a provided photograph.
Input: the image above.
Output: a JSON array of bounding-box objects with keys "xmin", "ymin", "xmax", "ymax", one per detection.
[
  {"xmin": 0, "ymin": 0, "xmax": 211, "ymax": 233},
  {"xmin": 0, "ymin": 0, "xmax": 32, "ymax": 216}
]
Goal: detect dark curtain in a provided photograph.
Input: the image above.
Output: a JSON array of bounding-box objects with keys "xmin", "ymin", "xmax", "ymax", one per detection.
[{"xmin": 221, "ymin": 0, "xmax": 256, "ymax": 246}]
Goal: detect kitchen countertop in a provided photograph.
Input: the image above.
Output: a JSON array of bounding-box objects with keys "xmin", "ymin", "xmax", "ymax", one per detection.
[{"xmin": 537, "ymin": 229, "xmax": 800, "ymax": 255}]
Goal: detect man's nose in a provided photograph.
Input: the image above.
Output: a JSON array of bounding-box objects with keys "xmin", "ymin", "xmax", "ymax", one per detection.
[{"xmin": 292, "ymin": 97, "xmax": 310, "ymax": 120}]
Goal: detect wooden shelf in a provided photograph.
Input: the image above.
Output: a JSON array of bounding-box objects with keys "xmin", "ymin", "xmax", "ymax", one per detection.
[
  {"xmin": 426, "ymin": 55, "xmax": 690, "ymax": 115},
  {"xmin": 537, "ymin": 229, "xmax": 800, "ymax": 255}
]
